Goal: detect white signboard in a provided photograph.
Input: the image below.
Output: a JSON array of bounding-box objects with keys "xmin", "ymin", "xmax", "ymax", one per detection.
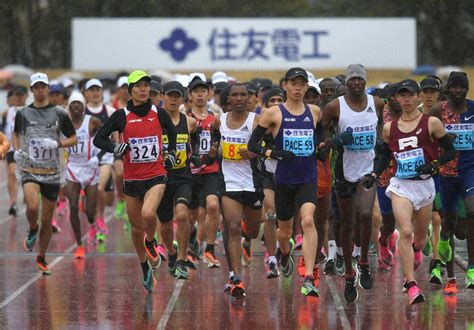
[{"xmin": 72, "ymin": 18, "xmax": 416, "ymax": 71}]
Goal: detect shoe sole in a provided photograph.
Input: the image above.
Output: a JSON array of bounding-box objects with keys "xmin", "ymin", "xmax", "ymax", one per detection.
[
  {"xmin": 282, "ymin": 257, "xmax": 295, "ymax": 277},
  {"xmin": 23, "ymin": 240, "xmax": 34, "ymax": 252},
  {"xmin": 344, "ymin": 288, "xmax": 358, "ymax": 302},
  {"xmin": 466, "ymin": 283, "xmax": 474, "ymax": 289}
]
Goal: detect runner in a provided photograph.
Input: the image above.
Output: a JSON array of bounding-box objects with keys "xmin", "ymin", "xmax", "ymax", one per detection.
[
  {"xmin": 418, "ymin": 77, "xmax": 443, "ymax": 283},
  {"xmin": 157, "ymin": 81, "xmax": 198, "ymax": 279},
  {"xmin": 219, "ymin": 83, "xmax": 263, "ymax": 298},
  {"xmin": 186, "ymin": 75, "xmax": 222, "ymax": 268},
  {"xmin": 63, "ymin": 92, "xmax": 102, "ymax": 258},
  {"xmin": 322, "ymin": 64, "xmax": 385, "ymax": 302},
  {"xmin": 3, "ymin": 85, "xmax": 28, "ymax": 216},
  {"xmin": 249, "ymin": 68, "xmax": 321, "ymax": 297},
  {"xmin": 430, "ymin": 71, "xmax": 474, "ymax": 293},
  {"xmin": 13, "ymin": 72, "xmax": 78, "ymax": 274},
  {"xmin": 94, "ymin": 70, "xmax": 177, "ymax": 292},
  {"xmin": 84, "ymin": 78, "xmax": 116, "ymax": 241},
  {"xmin": 374, "ymin": 79, "xmax": 454, "ymax": 304}
]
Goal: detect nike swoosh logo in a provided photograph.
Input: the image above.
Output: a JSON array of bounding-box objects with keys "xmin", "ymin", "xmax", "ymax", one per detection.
[
  {"xmin": 465, "ymin": 115, "xmax": 474, "ymax": 121},
  {"xmin": 466, "ymin": 187, "xmax": 474, "ymax": 192}
]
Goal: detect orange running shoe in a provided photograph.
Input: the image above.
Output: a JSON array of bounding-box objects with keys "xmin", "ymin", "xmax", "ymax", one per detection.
[
  {"xmin": 230, "ymin": 280, "xmax": 246, "ymax": 298},
  {"xmin": 73, "ymin": 246, "xmax": 85, "ymax": 259},
  {"xmin": 297, "ymin": 256, "xmax": 306, "ymax": 277},
  {"xmin": 443, "ymin": 279, "xmax": 457, "ymax": 296}
]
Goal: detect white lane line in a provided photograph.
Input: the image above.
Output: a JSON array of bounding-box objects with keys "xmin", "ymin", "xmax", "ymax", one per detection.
[
  {"xmin": 0, "ymin": 209, "xmax": 26, "ymax": 225},
  {"xmin": 326, "ymin": 277, "xmax": 351, "ymax": 330},
  {"xmin": 157, "ymin": 279, "xmax": 185, "ymax": 329},
  {"xmin": 0, "ymin": 214, "xmax": 113, "ymax": 309}
]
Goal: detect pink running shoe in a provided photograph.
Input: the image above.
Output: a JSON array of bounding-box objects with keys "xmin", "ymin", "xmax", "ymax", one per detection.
[
  {"xmin": 414, "ymin": 249, "xmax": 423, "ymax": 272},
  {"xmin": 388, "ymin": 230, "xmax": 399, "ymax": 257},
  {"xmin": 56, "ymin": 199, "xmax": 68, "ymax": 216},
  {"xmin": 88, "ymin": 224, "xmax": 98, "ymax": 245},
  {"xmin": 294, "ymin": 234, "xmax": 303, "ymax": 250},
  {"xmin": 408, "ymin": 284, "xmax": 425, "ymax": 305},
  {"xmin": 157, "ymin": 244, "xmax": 167, "ymax": 262},
  {"xmin": 95, "ymin": 216, "xmax": 109, "ymax": 235},
  {"xmin": 52, "ymin": 218, "xmax": 61, "ymax": 233},
  {"xmin": 378, "ymin": 233, "xmax": 393, "ymax": 267}
]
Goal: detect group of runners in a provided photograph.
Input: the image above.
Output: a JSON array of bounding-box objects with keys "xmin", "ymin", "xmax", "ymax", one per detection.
[{"xmin": 2, "ymin": 65, "xmax": 473, "ymax": 305}]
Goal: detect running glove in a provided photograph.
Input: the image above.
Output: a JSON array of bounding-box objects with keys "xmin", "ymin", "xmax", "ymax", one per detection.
[
  {"xmin": 13, "ymin": 149, "xmax": 25, "ymax": 163},
  {"xmin": 332, "ymin": 130, "xmax": 353, "ymax": 148},
  {"xmin": 164, "ymin": 150, "xmax": 177, "ymax": 169},
  {"xmin": 269, "ymin": 150, "xmax": 295, "ymax": 161},
  {"xmin": 114, "ymin": 142, "xmax": 130, "ymax": 156},
  {"xmin": 416, "ymin": 161, "xmax": 438, "ymax": 175},
  {"xmin": 361, "ymin": 173, "xmax": 377, "ymax": 189},
  {"xmin": 42, "ymin": 138, "xmax": 59, "ymax": 149}
]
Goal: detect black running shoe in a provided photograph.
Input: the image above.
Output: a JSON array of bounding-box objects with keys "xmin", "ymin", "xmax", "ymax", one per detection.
[
  {"xmin": 175, "ymin": 260, "xmax": 189, "ymax": 279},
  {"xmin": 335, "ymin": 253, "xmax": 345, "ymax": 276},
  {"xmin": 266, "ymin": 261, "xmax": 279, "ymax": 279},
  {"xmin": 324, "ymin": 259, "xmax": 336, "ymax": 276},
  {"xmin": 230, "ymin": 279, "xmax": 246, "ymax": 298},
  {"xmin": 344, "ymin": 275, "xmax": 359, "ymax": 302},
  {"xmin": 356, "ymin": 263, "xmax": 373, "ymax": 289},
  {"xmin": 168, "ymin": 253, "xmax": 178, "ymax": 277},
  {"xmin": 9, "ymin": 204, "xmax": 17, "ymax": 217}
]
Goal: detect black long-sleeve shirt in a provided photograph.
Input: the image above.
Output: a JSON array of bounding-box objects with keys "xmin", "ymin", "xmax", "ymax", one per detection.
[{"xmin": 93, "ymin": 100, "xmax": 176, "ymax": 154}]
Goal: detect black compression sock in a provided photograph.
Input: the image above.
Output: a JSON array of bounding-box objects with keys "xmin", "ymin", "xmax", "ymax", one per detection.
[{"xmin": 141, "ymin": 261, "xmax": 150, "ymax": 278}]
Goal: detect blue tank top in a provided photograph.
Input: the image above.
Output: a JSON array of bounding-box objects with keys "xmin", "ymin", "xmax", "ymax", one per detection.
[
  {"xmin": 273, "ymin": 104, "xmax": 317, "ymax": 184},
  {"xmin": 457, "ymin": 99, "xmax": 474, "ymax": 173}
]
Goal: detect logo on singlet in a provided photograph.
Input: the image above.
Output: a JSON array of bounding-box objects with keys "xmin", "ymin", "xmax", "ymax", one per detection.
[
  {"xmin": 398, "ymin": 136, "xmax": 418, "ymax": 150},
  {"xmin": 241, "ymin": 126, "xmax": 249, "ymax": 132},
  {"xmin": 303, "ymin": 117, "xmax": 311, "ymax": 122},
  {"xmin": 284, "ymin": 118, "xmax": 296, "ymax": 122},
  {"xmin": 416, "ymin": 128, "xmax": 422, "ymax": 134},
  {"xmin": 147, "ymin": 118, "xmax": 155, "ymax": 122},
  {"xmin": 367, "ymin": 107, "xmax": 374, "ymax": 113},
  {"xmin": 465, "ymin": 115, "xmax": 474, "ymax": 121}
]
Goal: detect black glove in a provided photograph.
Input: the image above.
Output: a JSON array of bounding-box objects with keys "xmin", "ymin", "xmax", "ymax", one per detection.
[
  {"xmin": 114, "ymin": 143, "xmax": 130, "ymax": 156},
  {"xmin": 416, "ymin": 161, "xmax": 438, "ymax": 175},
  {"xmin": 361, "ymin": 173, "xmax": 377, "ymax": 189},
  {"xmin": 269, "ymin": 150, "xmax": 295, "ymax": 161},
  {"xmin": 163, "ymin": 150, "xmax": 177, "ymax": 169},
  {"xmin": 202, "ymin": 154, "xmax": 216, "ymax": 165},
  {"xmin": 333, "ymin": 130, "xmax": 353, "ymax": 148},
  {"xmin": 191, "ymin": 153, "xmax": 202, "ymax": 167},
  {"xmin": 316, "ymin": 145, "xmax": 329, "ymax": 162}
]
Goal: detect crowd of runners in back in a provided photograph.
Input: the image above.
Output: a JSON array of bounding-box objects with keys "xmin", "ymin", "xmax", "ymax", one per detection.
[{"xmin": 1, "ymin": 65, "xmax": 473, "ymax": 305}]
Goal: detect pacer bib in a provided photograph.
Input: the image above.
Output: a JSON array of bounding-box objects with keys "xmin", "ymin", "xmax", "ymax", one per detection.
[{"xmin": 282, "ymin": 129, "xmax": 314, "ymax": 157}]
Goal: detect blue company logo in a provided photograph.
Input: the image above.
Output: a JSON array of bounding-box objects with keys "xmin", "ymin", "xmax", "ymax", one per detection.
[{"xmin": 159, "ymin": 28, "xmax": 198, "ymax": 61}]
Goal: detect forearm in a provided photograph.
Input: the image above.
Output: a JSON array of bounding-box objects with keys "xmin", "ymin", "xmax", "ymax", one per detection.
[{"xmin": 60, "ymin": 135, "xmax": 77, "ymax": 148}]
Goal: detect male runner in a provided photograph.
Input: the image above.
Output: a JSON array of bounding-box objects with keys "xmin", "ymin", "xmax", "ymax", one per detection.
[
  {"xmin": 249, "ymin": 68, "xmax": 321, "ymax": 297},
  {"xmin": 219, "ymin": 83, "xmax": 263, "ymax": 298},
  {"xmin": 157, "ymin": 81, "xmax": 198, "ymax": 279},
  {"xmin": 374, "ymin": 79, "xmax": 454, "ymax": 304},
  {"xmin": 3, "ymin": 85, "xmax": 28, "ymax": 216},
  {"xmin": 94, "ymin": 70, "xmax": 177, "ymax": 292},
  {"xmin": 13, "ymin": 72, "xmax": 77, "ymax": 274},
  {"xmin": 322, "ymin": 64, "xmax": 385, "ymax": 302},
  {"xmin": 187, "ymin": 76, "xmax": 222, "ymax": 268},
  {"xmin": 85, "ymin": 78, "xmax": 116, "ymax": 240},
  {"xmin": 64, "ymin": 92, "xmax": 102, "ymax": 258},
  {"xmin": 431, "ymin": 72, "xmax": 474, "ymax": 293}
]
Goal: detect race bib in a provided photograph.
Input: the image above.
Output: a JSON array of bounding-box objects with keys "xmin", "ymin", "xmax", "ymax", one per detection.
[
  {"xmin": 395, "ymin": 147, "xmax": 425, "ymax": 178},
  {"xmin": 128, "ymin": 136, "xmax": 159, "ymax": 163},
  {"xmin": 222, "ymin": 140, "xmax": 246, "ymax": 162},
  {"xmin": 345, "ymin": 126, "xmax": 376, "ymax": 151},
  {"xmin": 283, "ymin": 129, "xmax": 314, "ymax": 157},
  {"xmin": 28, "ymin": 138, "xmax": 54, "ymax": 162},
  {"xmin": 163, "ymin": 134, "xmax": 188, "ymax": 169},
  {"xmin": 198, "ymin": 131, "xmax": 211, "ymax": 155},
  {"xmin": 445, "ymin": 124, "xmax": 474, "ymax": 151}
]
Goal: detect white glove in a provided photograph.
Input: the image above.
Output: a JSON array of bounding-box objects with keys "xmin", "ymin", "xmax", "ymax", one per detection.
[
  {"xmin": 86, "ymin": 156, "xmax": 99, "ymax": 168},
  {"xmin": 42, "ymin": 138, "xmax": 59, "ymax": 149},
  {"xmin": 13, "ymin": 149, "xmax": 24, "ymax": 163}
]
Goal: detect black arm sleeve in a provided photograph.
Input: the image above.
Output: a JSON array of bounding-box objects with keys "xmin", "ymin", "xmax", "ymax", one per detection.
[
  {"xmin": 437, "ymin": 134, "xmax": 456, "ymax": 165},
  {"xmin": 13, "ymin": 111, "xmax": 23, "ymax": 134},
  {"xmin": 248, "ymin": 125, "xmax": 269, "ymax": 156},
  {"xmin": 158, "ymin": 109, "xmax": 176, "ymax": 152},
  {"xmin": 93, "ymin": 110, "xmax": 126, "ymax": 153},
  {"xmin": 58, "ymin": 109, "xmax": 76, "ymax": 138},
  {"xmin": 373, "ymin": 141, "xmax": 392, "ymax": 176},
  {"xmin": 190, "ymin": 126, "xmax": 201, "ymax": 153}
]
